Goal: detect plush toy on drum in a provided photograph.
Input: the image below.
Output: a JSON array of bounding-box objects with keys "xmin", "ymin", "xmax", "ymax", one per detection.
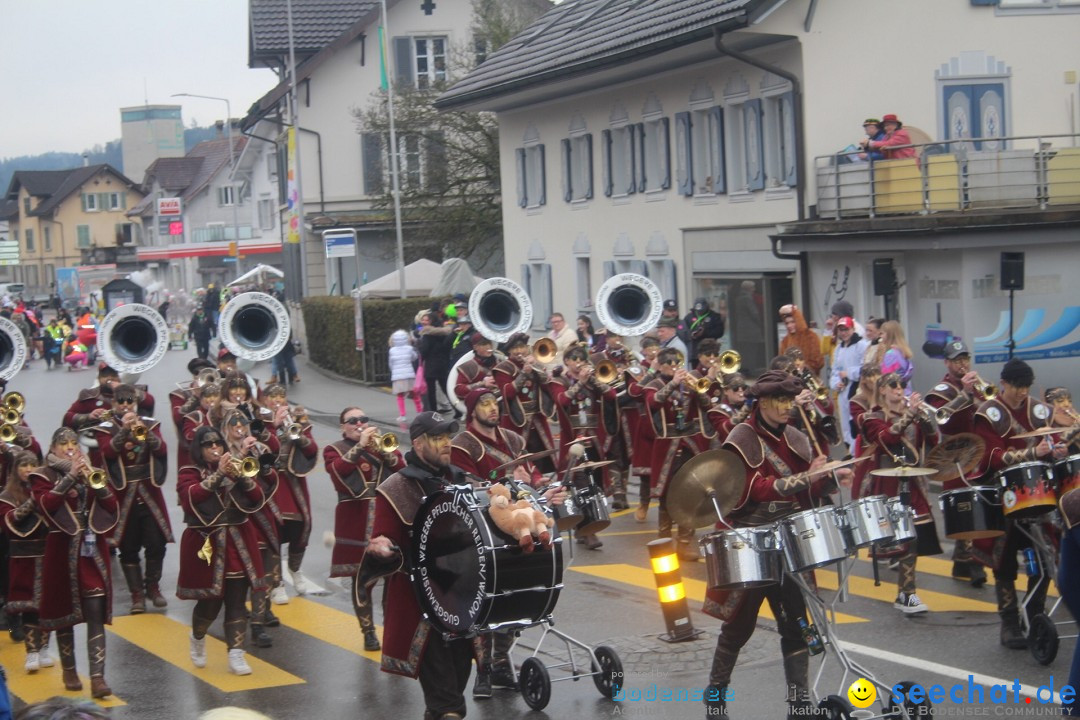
[{"xmin": 488, "ymin": 483, "xmax": 554, "ymax": 552}]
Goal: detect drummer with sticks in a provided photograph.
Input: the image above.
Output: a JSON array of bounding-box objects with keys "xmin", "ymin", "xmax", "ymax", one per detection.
[
  {"xmin": 972, "ymin": 358, "xmax": 1067, "ymax": 649},
  {"xmin": 702, "ymin": 370, "xmax": 852, "ymax": 719}
]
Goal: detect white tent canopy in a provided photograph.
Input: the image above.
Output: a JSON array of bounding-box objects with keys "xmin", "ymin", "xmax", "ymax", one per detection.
[
  {"xmin": 227, "ymin": 263, "xmax": 285, "ymax": 287},
  {"xmin": 360, "ymin": 259, "xmax": 484, "ymax": 298},
  {"xmin": 429, "ymin": 258, "xmax": 481, "ymax": 297}
]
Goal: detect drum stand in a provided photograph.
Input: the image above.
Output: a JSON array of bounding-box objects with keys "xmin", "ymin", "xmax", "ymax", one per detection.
[{"xmin": 1014, "ymin": 517, "xmax": 1077, "ymax": 665}]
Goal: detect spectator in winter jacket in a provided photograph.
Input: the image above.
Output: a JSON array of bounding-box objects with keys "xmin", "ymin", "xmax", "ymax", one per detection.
[
  {"xmin": 548, "ymin": 312, "xmax": 578, "ymax": 362},
  {"xmin": 418, "ymin": 314, "xmax": 454, "ymax": 415},
  {"xmin": 879, "ymin": 320, "xmax": 915, "ymax": 393},
  {"xmin": 270, "ymin": 331, "xmax": 299, "ymax": 385},
  {"xmin": 863, "ymin": 113, "xmax": 917, "ymax": 160},
  {"xmin": 188, "ymin": 307, "xmax": 216, "ymax": 361},
  {"xmin": 388, "ymin": 329, "xmax": 423, "ymax": 423},
  {"xmin": 683, "ymin": 298, "xmax": 725, "ymax": 368},
  {"xmin": 830, "ymin": 316, "xmax": 869, "ymax": 452},
  {"xmin": 778, "ymin": 304, "xmax": 824, "ymax": 375},
  {"xmin": 857, "ymin": 118, "xmax": 886, "ymax": 161}
]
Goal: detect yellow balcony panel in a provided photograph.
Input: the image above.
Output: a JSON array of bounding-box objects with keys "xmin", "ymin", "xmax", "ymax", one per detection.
[
  {"xmin": 1048, "ymin": 148, "xmax": 1080, "ymax": 206},
  {"xmin": 925, "ymin": 154, "xmax": 961, "ymax": 212},
  {"xmin": 874, "ymin": 158, "xmax": 922, "ymax": 214}
]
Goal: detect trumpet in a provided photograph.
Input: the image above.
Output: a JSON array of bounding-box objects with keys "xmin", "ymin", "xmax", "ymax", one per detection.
[
  {"xmin": 369, "ymin": 432, "xmax": 399, "ymax": 454},
  {"xmin": 132, "ymin": 423, "xmax": 149, "ymax": 442},
  {"xmin": 1, "ymin": 408, "xmax": 20, "ymax": 426},
  {"xmin": 227, "ymin": 456, "xmax": 260, "ymax": 479},
  {"xmin": 0, "ymin": 424, "xmax": 16, "ymax": 443},
  {"xmin": 718, "ymin": 350, "xmax": 741, "ymax": 375},
  {"xmin": 974, "ymin": 375, "xmax": 997, "ymax": 399},
  {"xmin": 78, "ymin": 460, "xmax": 108, "ymax": 490},
  {"xmin": 684, "ymin": 374, "xmax": 712, "ymax": 394},
  {"xmin": 532, "ymin": 338, "xmax": 558, "ymax": 364},
  {"xmin": 2, "ymin": 391, "xmax": 24, "ymax": 415},
  {"xmin": 933, "ymin": 393, "xmax": 972, "ymax": 425},
  {"xmin": 800, "ymin": 371, "xmax": 830, "ymax": 401},
  {"xmin": 594, "ymin": 360, "xmax": 622, "ymax": 387}
]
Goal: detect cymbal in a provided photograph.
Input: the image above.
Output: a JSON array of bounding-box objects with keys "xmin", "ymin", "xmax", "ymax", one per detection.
[
  {"xmin": 491, "ymin": 448, "xmax": 560, "ymax": 475},
  {"xmin": 925, "ymin": 433, "xmax": 985, "ymax": 483},
  {"xmin": 566, "ymin": 435, "xmax": 596, "ymax": 445},
  {"xmin": 572, "ymin": 460, "xmax": 615, "ymax": 472},
  {"xmin": 817, "ymin": 457, "xmax": 870, "ymax": 474},
  {"xmin": 870, "ymin": 466, "xmax": 938, "ymax": 478},
  {"xmin": 1013, "ymin": 427, "xmax": 1067, "ymax": 439},
  {"xmin": 666, "ymin": 450, "xmax": 747, "ymax": 530}
]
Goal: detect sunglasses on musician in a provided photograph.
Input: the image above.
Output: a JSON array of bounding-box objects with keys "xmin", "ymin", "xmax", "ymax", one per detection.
[
  {"xmin": 114, "ymin": 396, "xmax": 136, "ymax": 404},
  {"xmin": 886, "ymin": 380, "xmax": 906, "ymax": 389},
  {"xmin": 201, "ymin": 438, "xmax": 223, "ymax": 448},
  {"xmin": 343, "ymin": 416, "xmax": 369, "ymax": 426}
]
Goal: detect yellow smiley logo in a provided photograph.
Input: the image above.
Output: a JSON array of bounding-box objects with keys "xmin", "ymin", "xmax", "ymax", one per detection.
[{"xmin": 847, "ymin": 678, "xmax": 876, "ymax": 708}]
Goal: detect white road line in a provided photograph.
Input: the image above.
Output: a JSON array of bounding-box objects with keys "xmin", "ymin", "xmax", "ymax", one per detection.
[{"xmin": 842, "ymin": 640, "xmax": 1067, "ymax": 703}]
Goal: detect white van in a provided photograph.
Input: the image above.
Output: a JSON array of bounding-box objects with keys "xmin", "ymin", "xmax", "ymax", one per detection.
[{"xmin": 0, "ymin": 283, "xmax": 25, "ymax": 297}]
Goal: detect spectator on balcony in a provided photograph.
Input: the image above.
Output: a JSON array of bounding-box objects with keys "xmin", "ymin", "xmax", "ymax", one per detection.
[
  {"xmin": 862, "ymin": 114, "xmax": 917, "ymax": 160},
  {"xmin": 858, "ymin": 118, "xmax": 886, "ymax": 161}
]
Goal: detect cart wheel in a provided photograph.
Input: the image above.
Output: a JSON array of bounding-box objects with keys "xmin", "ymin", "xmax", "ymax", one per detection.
[
  {"xmin": 817, "ymin": 695, "xmax": 854, "ymax": 719},
  {"xmin": 591, "ymin": 645, "xmax": 623, "ymax": 698},
  {"xmin": 884, "ymin": 681, "xmax": 933, "ymax": 718},
  {"xmin": 1030, "ymin": 613, "xmax": 1060, "ymax": 666},
  {"xmin": 519, "ymin": 657, "xmax": 551, "ymax": 711}
]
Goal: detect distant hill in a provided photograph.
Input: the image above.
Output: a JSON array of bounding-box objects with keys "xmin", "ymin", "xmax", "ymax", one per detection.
[{"xmin": 0, "ymin": 126, "xmax": 225, "ymax": 193}]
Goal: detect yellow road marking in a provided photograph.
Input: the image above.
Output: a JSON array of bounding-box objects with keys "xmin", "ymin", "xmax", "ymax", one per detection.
[
  {"xmin": 601, "ymin": 529, "xmax": 657, "ymax": 537},
  {"xmin": 854, "ymin": 548, "xmax": 1059, "ymax": 597},
  {"xmin": 269, "ymin": 596, "xmax": 382, "ymax": 661},
  {"xmin": 609, "ymin": 508, "xmax": 636, "ymax": 519},
  {"xmin": 815, "ymin": 566, "xmax": 999, "ymax": 613},
  {"xmin": 108, "ymin": 614, "xmax": 305, "ymax": 692},
  {"xmin": 571, "ymin": 563, "xmax": 868, "ymax": 624},
  {"xmin": 0, "ymin": 633, "xmax": 126, "ymax": 707}
]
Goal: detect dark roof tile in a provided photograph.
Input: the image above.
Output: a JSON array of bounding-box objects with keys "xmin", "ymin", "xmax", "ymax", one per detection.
[{"xmin": 250, "ymin": 0, "xmax": 378, "ymax": 60}]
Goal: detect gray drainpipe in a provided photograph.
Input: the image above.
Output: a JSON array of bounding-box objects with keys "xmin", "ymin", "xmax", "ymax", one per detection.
[{"xmin": 714, "ymin": 28, "xmax": 811, "ymax": 312}]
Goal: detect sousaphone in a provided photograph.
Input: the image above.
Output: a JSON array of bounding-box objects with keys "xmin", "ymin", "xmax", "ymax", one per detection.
[
  {"xmin": 595, "ymin": 273, "xmax": 663, "ymax": 337},
  {"xmin": 97, "ymin": 303, "xmax": 170, "ymax": 376},
  {"xmin": 218, "ymin": 292, "xmax": 291, "ymax": 364},
  {"xmin": 0, "ymin": 316, "xmax": 27, "ymax": 382}
]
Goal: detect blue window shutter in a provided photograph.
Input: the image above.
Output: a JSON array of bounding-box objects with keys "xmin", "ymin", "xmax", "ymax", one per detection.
[
  {"xmin": 710, "ymin": 106, "xmax": 726, "ymax": 195},
  {"xmin": 561, "ymin": 138, "xmax": 573, "ymax": 202},
  {"xmin": 393, "ymin": 37, "xmax": 414, "ymax": 87},
  {"xmin": 746, "ymin": 99, "xmax": 765, "ymax": 191},
  {"xmin": 601, "ymin": 130, "xmax": 613, "ymax": 197},
  {"xmin": 521, "ymin": 264, "xmax": 531, "ymax": 295},
  {"xmin": 537, "ymin": 144, "xmax": 546, "ymax": 206},
  {"xmin": 584, "ymin": 133, "xmax": 594, "ymax": 200},
  {"xmin": 630, "ymin": 260, "xmax": 648, "ymax": 276},
  {"xmin": 782, "ymin": 91, "xmax": 798, "ymax": 187},
  {"xmin": 81, "ymin": 193, "xmax": 87, "ymax": 211},
  {"xmin": 515, "ymin": 148, "xmax": 527, "ymax": 207},
  {"xmin": 636, "ymin": 122, "xmax": 647, "ymax": 193},
  {"xmin": 661, "ymin": 259, "xmax": 677, "ymax": 299},
  {"xmin": 675, "ymin": 112, "xmax": 693, "ymax": 196},
  {"xmin": 540, "ymin": 264, "xmax": 553, "ymax": 319},
  {"xmin": 603, "ymin": 260, "xmax": 615, "ymax": 279},
  {"xmin": 626, "ymin": 126, "xmax": 637, "ymax": 195},
  {"xmin": 660, "ymin": 116, "xmax": 671, "ymax": 190}
]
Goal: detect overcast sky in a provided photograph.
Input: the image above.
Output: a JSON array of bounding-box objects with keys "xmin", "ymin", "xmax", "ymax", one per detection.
[{"xmin": 0, "ymin": 0, "xmax": 277, "ymax": 159}]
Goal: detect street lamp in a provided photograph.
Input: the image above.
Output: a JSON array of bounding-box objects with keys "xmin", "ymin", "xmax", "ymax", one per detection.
[{"xmin": 171, "ymin": 92, "xmax": 240, "ymax": 283}]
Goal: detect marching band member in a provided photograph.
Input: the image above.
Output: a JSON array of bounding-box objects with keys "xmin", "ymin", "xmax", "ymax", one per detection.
[
  {"xmin": 627, "ymin": 336, "xmax": 660, "ymax": 521},
  {"xmin": 1048, "ymin": 388, "xmax": 1080, "ymax": 432},
  {"xmin": 94, "ymin": 384, "xmax": 173, "ymax": 615},
  {"xmin": 62, "ymin": 364, "xmax": 122, "ymax": 431},
  {"xmin": 30, "ymin": 428, "xmax": 119, "ymax": 698},
  {"xmin": 492, "ymin": 333, "xmax": 556, "ymax": 472},
  {"xmin": 176, "ymin": 425, "xmax": 268, "ymax": 676},
  {"xmin": 261, "ymin": 385, "xmax": 320, "ymax": 603},
  {"xmin": 1052, "ymin": 391, "xmax": 1080, "ymax": 716},
  {"xmin": 1, "ymin": 451, "xmax": 54, "ymax": 673},
  {"xmin": 591, "ymin": 333, "xmax": 637, "ymax": 509},
  {"xmin": 364, "ymin": 412, "xmax": 476, "ymax": 720},
  {"xmin": 323, "ymin": 407, "xmax": 404, "ymax": 651},
  {"xmin": 924, "ymin": 341, "xmax": 985, "ymax": 586},
  {"xmin": 643, "ymin": 347, "xmax": 714, "ymax": 561},
  {"xmin": 170, "ymin": 358, "xmax": 217, "ymax": 427},
  {"xmin": 180, "ymin": 382, "xmax": 223, "ymax": 471},
  {"xmin": 973, "ymin": 358, "xmax": 1065, "ymax": 649},
  {"xmin": 546, "ymin": 345, "xmax": 617, "ymax": 549},
  {"xmin": 453, "ymin": 334, "xmax": 499, "ymax": 401},
  {"xmin": 703, "ymin": 371, "xmax": 851, "ymax": 718},
  {"xmin": 704, "ymin": 371, "xmax": 750, "ymax": 443},
  {"xmin": 863, "ymin": 374, "xmax": 939, "ymax": 614},
  {"xmin": 849, "ymin": 363, "xmax": 881, "ymax": 499}
]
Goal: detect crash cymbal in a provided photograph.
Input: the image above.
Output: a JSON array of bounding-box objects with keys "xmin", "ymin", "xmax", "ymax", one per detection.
[
  {"xmin": 566, "ymin": 435, "xmax": 596, "ymax": 445},
  {"xmin": 666, "ymin": 449, "xmax": 747, "ymax": 530},
  {"xmin": 572, "ymin": 460, "xmax": 615, "ymax": 472},
  {"xmin": 491, "ymin": 448, "xmax": 560, "ymax": 475},
  {"xmin": 870, "ymin": 466, "xmax": 938, "ymax": 478},
  {"xmin": 816, "ymin": 457, "xmax": 870, "ymax": 474},
  {"xmin": 1013, "ymin": 427, "xmax": 1068, "ymax": 440},
  {"xmin": 925, "ymin": 433, "xmax": 985, "ymax": 483}
]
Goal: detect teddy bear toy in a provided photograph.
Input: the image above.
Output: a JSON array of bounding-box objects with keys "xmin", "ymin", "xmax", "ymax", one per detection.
[{"xmin": 487, "ymin": 483, "xmax": 554, "ymax": 552}]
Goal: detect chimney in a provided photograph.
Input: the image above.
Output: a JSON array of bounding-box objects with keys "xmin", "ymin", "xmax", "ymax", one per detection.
[
  {"xmin": 215, "ymin": 120, "xmax": 224, "ymax": 138},
  {"xmin": 82, "ymin": 152, "xmax": 90, "ymax": 167}
]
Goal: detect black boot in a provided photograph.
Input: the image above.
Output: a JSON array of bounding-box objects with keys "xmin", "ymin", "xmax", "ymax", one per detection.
[
  {"xmin": 491, "ymin": 658, "xmax": 517, "ymax": 689},
  {"xmin": 263, "ymin": 607, "xmax": 280, "ymax": 628},
  {"xmin": 121, "ymin": 563, "xmax": 146, "ymax": 614},
  {"xmin": 251, "ymin": 623, "xmax": 273, "ymax": 648},
  {"xmin": 1000, "ymin": 613, "xmax": 1027, "ymax": 649},
  {"xmin": 363, "ymin": 629, "xmax": 381, "ymax": 652},
  {"xmin": 704, "ymin": 685, "xmax": 729, "ymax": 718},
  {"xmin": 8, "ymin": 612, "xmax": 25, "ymax": 642},
  {"xmin": 145, "ymin": 554, "xmax": 169, "ymax": 608}
]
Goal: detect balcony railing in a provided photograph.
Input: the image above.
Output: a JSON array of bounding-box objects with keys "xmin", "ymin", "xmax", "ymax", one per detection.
[{"xmin": 815, "ymin": 133, "xmax": 1080, "ymax": 220}]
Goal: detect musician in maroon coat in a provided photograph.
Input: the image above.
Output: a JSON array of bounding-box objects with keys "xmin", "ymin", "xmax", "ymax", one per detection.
[
  {"xmin": 62, "ymin": 364, "xmax": 155, "ymax": 430},
  {"xmin": 94, "ymin": 384, "xmax": 173, "ymax": 616},
  {"xmin": 323, "ymin": 406, "xmax": 404, "ymax": 651},
  {"xmin": 179, "ymin": 381, "xmax": 222, "ymax": 471},
  {"xmin": 176, "ymin": 425, "xmax": 268, "ymax": 676},
  {"xmin": 972, "ymin": 358, "xmax": 1065, "ymax": 649},
  {"xmin": 1, "ymin": 451, "xmax": 53, "ymax": 673},
  {"xmin": 30, "ymin": 428, "xmax": 119, "ymax": 699},
  {"xmin": 453, "ymin": 334, "xmax": 499, "ymax": 401},
  {"xmin": 492, "ymin": 333, "xmax": 555, "ymax": 473},
  {"xmin": 366, "ymin": 412, "xmax": 475, "ymax": 720},
  {"xmin": 702, "ymin": 371, "xmax": 849, "ymax": 718},
  {"xmin": 169, "ymin": 358, "xmax": 217, "ymax": 426},
  {"xmin": 626, "ymin": 336, "xmax": 660, "ymax": 522}
]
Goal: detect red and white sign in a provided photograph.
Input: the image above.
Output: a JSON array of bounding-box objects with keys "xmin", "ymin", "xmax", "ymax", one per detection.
[{"xmin": 157, "ymin": 198, "xmax": 182, "ymax": 216}]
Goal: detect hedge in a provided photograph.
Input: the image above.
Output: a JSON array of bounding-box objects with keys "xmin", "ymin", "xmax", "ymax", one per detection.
[{"xmin": 301, "ymin": 296, "xmax": 435, "ymax": 383}]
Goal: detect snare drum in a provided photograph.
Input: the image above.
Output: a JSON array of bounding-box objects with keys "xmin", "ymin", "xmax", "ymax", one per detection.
[
  {"xmin": 841, "ymin": 495, "xmax": 895, "ymax": 550},
  {"xmin": 939, "ymin": 486, "xmax": 1005, "ymax": 540},
  {"xmin": 574, "ymin": 487, "xmax": 611, "ymax": 535},
  {"xmin": 550, "ymin": 489, "xmax": 583, "ymax": 532},
  {"xmin": 779, "ymin": 507, "xmax": 851, "ymax": 572},
  {"xmin": 411, "ymin": 487, "xmax": 563, "ymax": 636},
  {"xmin": 881, "ymin": 497, "xmax": 916, "ymax": 547},
  {"xmin": 997, "ymin": 461, "xmax": 1056, "ymax": 518},
  {"xmin": 700, "ymin": 526, "xmax": 782, "ymax": 590}
]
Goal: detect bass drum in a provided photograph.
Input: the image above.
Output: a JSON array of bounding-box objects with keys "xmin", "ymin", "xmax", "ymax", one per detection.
[{"xmin": 411, "ymin": 487, "xmax": 563, "ymax": 637}]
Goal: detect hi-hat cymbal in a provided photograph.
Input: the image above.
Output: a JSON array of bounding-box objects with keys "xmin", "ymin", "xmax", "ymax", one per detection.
[
  {"xmin": 1013, "ymin": 427, "xmax": 1067, "ymax": 440},
  {"xmin": 870, "ymin": 466, "xmax": 938, "ymax": 478},
  {"xmin": 816, "ymin": 457, "xmax": 869, "ymax": 474},
  {"xmin": 666, "ymin": 450, "xmax": 747, "ymax": 530},
  {"xmin": 925, "ymin": 433, "xmax": 985, "ymax": 483},
  {"xmin": 491, "ymin": 448, "xmax": 560, "ymax": 475}
]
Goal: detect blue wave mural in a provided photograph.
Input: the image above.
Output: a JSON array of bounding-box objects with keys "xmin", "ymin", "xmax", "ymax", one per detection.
[{"xmin": 973, "ymin": 306, "xmax": 1080, "ymax": 363}]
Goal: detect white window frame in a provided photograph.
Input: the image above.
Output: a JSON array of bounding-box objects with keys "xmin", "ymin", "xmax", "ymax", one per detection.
[
  {"xmin": 575, "ymin": 256, "xmax": 592, "ymax": 312},
  {"xmin": 690, "ymin": 106, "xmax": 723, "ymax": 196},
  {"xmin": 109, "ymin": 192, "xmax": 122, "ymax": 210},
  {"xmin": 641, "ymin": 115, "xmax": 669, "ymax": 193},
  {"xmin": 85, "ymin": 193, "xmax": 99, "ymax": 212},
  {"xmin": 382, "ymin": 133, "xmax": 426, "ymax": 191},
  {"xmin": 218, "ymin": 186, "xmax": 237, "ymax": 207},
  {"xmin": 43, "ymin": 225, "xmax": 52, "ymax": 252},
  {"xmin": 762, "ymin": 87, "xmax": 796, "ymax": 190},
  {"xmin": 563, "ymin": 131, "xmax": 593, "ymax": 203},
  {"xmin": 258, "ymin": 198, "xmax": 275, "ymax": 231},
  {"xmin": 525, "ymin": 146, "xmax": 544, "ymax": 208},
  {"xmin": 610, "ymin": 124, "xmax": 634, "ymax": 198},
  {"xmin": 414, "ymin": 36, "xmax": 448, "ymax": 90},
  {"xmin": 24, "ymin": 229, "xmax": 34, "ymax": 252}
]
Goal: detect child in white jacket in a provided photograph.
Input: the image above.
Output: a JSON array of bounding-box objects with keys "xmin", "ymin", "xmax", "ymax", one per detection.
[{"xmin": 388, "ymin": 329, "xmax": 422, "ymax": 422}]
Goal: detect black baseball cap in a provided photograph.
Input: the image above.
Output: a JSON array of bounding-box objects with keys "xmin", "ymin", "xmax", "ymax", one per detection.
[
  {"xmin": 943, "ymin": 340, "xmax": 970, "ymax": 360},
  {"xmin": 409, "ymin": 411, "xmax": 460, "ymax": 440},
  {"xmin": 663, "ymin": 299, "xmax": 678, "ymax": 310}
]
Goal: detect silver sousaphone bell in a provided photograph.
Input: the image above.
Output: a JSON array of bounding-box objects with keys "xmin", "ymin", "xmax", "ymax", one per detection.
[
  {"xmin": 594, "ymin": 273, "xmax": 663, "ymax": 337},
  {"xmin": 218, "ymin": 292, "xmax": 291, "ymax": 364},
  {"xmin": 97, "ymin": 303, "xmax": 170, "ymax": 376},
  {"xmin": 0, "ymin": 316, "xmax": 28, "ymax": 382}
]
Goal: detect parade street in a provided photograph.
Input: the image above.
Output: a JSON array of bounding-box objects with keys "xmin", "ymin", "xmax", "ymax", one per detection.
[{"xmin": 5, "ymin": 349, "xmax": 1075, "ymax": 719}]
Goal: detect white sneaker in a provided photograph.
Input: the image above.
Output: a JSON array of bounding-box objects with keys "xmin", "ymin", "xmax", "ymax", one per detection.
[
  {"xmin": 190, "ymin": 634, "xmax": 207, "ymax": 668},
  {"xmin": 37, "ymin": 648, "xmax": 55, "ymax": 668},
  {"xmin": 894, "ymin": 592, "xmax": 929, "ymax": 614},
  {"xmin": 269, "ymin": 584, "xmax": 289, "ymax": 605},
  {"xmin": 228, "ymin": 648, "xmax": 252, "ymax": 675},
  {"xmin": 291, "ymin": 571, "xmax": 319, "ymax": 596},
  {"xmin": 396, "ymin": 415, "xmax": 407, "ymax": 423},
  {"xmin": 24, "ymin": 652, "xmax": 40, "ymax": 673}
]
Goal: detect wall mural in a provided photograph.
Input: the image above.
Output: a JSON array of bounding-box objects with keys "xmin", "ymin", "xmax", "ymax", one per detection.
[
  {"xmin": 973, "ymin": 306, "xmax": 1080, "ymax": 363},
  {"xmin": 823, "ymin": 265, "xmax": 850, "ymax": 318}
]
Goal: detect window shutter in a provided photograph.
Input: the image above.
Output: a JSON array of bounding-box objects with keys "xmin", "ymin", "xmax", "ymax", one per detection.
[
  {"xmin": 584, "ymin": 133, "xmax": 594, "ymax": 200},
  {"xmin": 121, "ymin": 193, "xmax": 127, "ymax": 210},
  {"xmin": 659, "ymin": 116, "xmax": 671, "ymax": 190},
  {"xmin": 521, "ymin": 264, "xmax": 531, "ymax": 295},
  {"xmin": 601, "ymin": 130, "xmax": 613, "ymax": 197},
  {"xmin": 425, "ymin": 131, "xmax": 447, "ymax": 192},
  {"xmin": 636, "ymin": 122, "xmax": 647, "ymax": 193},
  {"xmin": 675, "ymin": 112, "xmax": 693, "ymax": 196},
  {"xmin": 661, "ymin": 259, "xmax": 677, "ymax": 300},
  {"xmin": 710, "ymin": 106, "xmax": 726, "ymax": 195},
  {"xmin": 539, "ymin": 264, "xmax": 553, "ymax": 320},
  {"xmin": 393, "ymin": 37, "xmax": 414, "ymax": 87},
  {"xmin": 603, "ymin": 260, "xmax": 615, "ymax": 279},
  {"xmin": 515, "ymin": 148, "xmax": 528, "ymax": 208},
  {"xmin": 746, "ymin": 99, "xmax": 765, "ymax": 191},
  {"xmin": 362, "ymin": 133, "xmax": 385, "ymax": 196},
  {"xmin": 561, "ymin": 138, "xmax": 573, "ymax": 202},
  {"xmin": 782, "ymin": 91, "xmax": 798, "ymax": 187},
  {"xmin": 630, "ymin": 260, "xmax": 648, "ymax": 276},
  {"xmin": 81, "ymin": 193, "xmax": 87, "ymax": 211},
  {"xmin": 537, "ymin": 144, "xmax": 546, "ymax": 206},
  {"xmin": 626, "ymin": 126, "xmax": 637, "ymax": 196},
  {"xmin": 970, "ymin": 0, "xmax": 998, "ymax": 5}
]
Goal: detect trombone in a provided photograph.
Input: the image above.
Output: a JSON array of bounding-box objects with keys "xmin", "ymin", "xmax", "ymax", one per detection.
[
  {"xmin": 594, "ymin": 360, "xmax": 622, "ymax": 388},
  {"xmin": 532, "ymin": 338, "xmax": 558, "ymax": 364}
]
